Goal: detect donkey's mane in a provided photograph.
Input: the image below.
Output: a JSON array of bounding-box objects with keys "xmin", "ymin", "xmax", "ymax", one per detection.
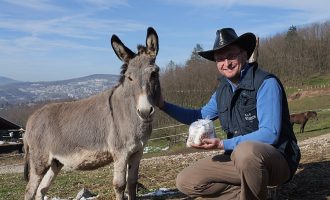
[
  {"xmin": 118, "ymin": 63, "xmax": 128, "ymax": 84},
  {"xmin": 137, "ymin": 44, "xmax": 148, "ymax": 55},
  {"xmin": 118, "ymin": 44, "xmax": 148, "ymax": 84}
]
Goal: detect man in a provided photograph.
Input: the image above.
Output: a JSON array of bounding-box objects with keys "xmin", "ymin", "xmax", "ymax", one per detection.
[{"xmin": 157, "ymin": 28, "xmax": 300, "ymax": 199}]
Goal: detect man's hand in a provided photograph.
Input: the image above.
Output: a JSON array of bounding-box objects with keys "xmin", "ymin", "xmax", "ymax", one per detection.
[
  {"xmin": 191, "ymin": 138, "xmax": 224, "ymax": 150},
  {"xmin": 155, "ymin": 93, "xmax": 165, "ymax": 109}
]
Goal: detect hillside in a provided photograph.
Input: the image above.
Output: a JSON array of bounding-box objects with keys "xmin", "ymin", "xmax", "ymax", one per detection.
[
  {"xmin": 0, "ymin": 76, "xmax": 19, "ymax": 86},
  {"xmin": 0, "ymin": 74, "xmax": 119, "ymax": 106}
]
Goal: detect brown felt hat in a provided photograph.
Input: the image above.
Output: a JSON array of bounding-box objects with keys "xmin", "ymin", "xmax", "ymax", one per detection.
[{"xmin": 198, "ymin": 28, "xmax": 256, "ymax": 62}]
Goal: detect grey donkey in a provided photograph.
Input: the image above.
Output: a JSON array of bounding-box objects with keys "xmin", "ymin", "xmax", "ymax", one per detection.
[{"xmin": 23, "ymin": 27, "xmax": 161, "ymax": 200}]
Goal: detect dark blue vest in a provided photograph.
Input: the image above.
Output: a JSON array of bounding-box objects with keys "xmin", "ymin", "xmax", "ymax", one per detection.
[{"xmin": 216, "ymin": 63, "xmax": 300, "ymax": 178}]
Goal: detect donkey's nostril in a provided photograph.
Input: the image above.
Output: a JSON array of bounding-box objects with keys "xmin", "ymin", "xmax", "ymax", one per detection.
[{"xmin": 149, "ymin": 106, "xmax": 154, "ymax": 115}]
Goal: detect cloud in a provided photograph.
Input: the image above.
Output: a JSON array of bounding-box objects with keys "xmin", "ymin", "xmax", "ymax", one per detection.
[
  {"xmin": 161, "ymin": 0, "xmax": 330, "ymax": 24},
  {"xmin": 75, "ymin": 0, "xmax": 129, "ymax": 9},
  {"xmin": 0, "ymin": 13, "xmax": 147, "ymax": 40},
  {"xmin": 2, "ymin": 0, "xmax": 64, "ymax": 12},
  {"xmin": 2, "ymin": 0, "xmax": 129, "ymax": 12},
  {"xmin": 0, "ymin": 0, "xmax": 146, "ymax": 40}
]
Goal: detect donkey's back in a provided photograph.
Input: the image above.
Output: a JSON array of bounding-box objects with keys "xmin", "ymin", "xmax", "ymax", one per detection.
[{"xmin": 24, "ymin": 90, "xmax": 114, "ymax": 171}]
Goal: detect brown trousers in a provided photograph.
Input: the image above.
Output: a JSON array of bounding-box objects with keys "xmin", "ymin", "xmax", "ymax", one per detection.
[{"xmin": 176, "ymin": 141, "xmax": 290, "ymax": 200}]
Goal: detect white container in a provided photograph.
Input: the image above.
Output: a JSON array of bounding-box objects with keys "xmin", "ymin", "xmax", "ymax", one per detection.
[{"xmin": 187, "ymin": 119, "xmax": 216, "ymax": 147}]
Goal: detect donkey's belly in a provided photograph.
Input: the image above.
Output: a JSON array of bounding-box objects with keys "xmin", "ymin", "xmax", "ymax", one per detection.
[{"xmin": 55, "ymin": 150, "xmax": 113, "ymax": 170}]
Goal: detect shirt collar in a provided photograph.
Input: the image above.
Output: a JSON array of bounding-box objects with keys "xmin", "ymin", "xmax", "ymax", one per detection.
[{"xmin": 226, "ymin": 63, "xmax": 250, "ymax": 92}]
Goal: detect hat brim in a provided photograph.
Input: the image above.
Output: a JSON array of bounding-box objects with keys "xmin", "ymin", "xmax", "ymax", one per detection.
[{"xmin": 198, "ymin": 32, "xmax": 256, "ymax": 62}]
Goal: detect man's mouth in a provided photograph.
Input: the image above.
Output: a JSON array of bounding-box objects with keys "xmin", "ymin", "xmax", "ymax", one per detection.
[{"xmin": 223, "ymin": 64, "xmax": 237, "ymax": 70}]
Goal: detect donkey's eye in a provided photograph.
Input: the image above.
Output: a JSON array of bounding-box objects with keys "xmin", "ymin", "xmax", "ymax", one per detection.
[{"xmin": 125, "ymin": 73, "xmax": 133, "ymax": 81}]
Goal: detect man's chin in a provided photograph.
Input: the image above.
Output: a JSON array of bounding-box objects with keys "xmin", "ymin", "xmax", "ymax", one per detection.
[{"xmin": 223, "ymin": 71, "xmax": 237, "ymax": 78}]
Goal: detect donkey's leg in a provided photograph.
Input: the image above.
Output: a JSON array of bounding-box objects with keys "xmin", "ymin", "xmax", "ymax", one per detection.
[
  {"xmin": 127, "ymin": 150, "xmax": 143, "ymax": 200},
  {"xmin": 113, "ymin": 156, "xmax": 128, "ymax": 200},
  {"xmin": 25, "ymin": 169, "xmax": 42, "ymax": 200},
  {"xmin": 24, "ymin": 162, "xmax": 47, "ymax": 200},
  {"xmin": 35, "ymin": 159, "xmax": 63, "ymax": 199}
]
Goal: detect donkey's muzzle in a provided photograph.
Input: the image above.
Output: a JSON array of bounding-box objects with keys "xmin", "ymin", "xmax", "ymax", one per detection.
[
  {"xmin": 137, "ymin": 106, "xmax": 155, "ymax": 122},
  {"xmin": 137, "ymin": 94, "xmax": 155, "ymax": 122}
]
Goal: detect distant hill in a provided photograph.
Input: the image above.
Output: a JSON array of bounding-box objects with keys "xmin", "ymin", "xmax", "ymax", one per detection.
[
  {"xmin": 0, "ymin": 74, "xmax": 120, "ymax": 106},
  {"xmin": 0, "ymin": 76, "xmax": 19, "ymax": 86}
]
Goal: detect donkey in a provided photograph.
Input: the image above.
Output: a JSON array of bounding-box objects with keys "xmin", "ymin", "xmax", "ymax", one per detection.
[
  {"xmin": 290, "ymin": 111, "xmax": 318, "ymax": 133},
  {"xmin": 23, "ymin": 27, "xmax": 161, "ymax": 200}
]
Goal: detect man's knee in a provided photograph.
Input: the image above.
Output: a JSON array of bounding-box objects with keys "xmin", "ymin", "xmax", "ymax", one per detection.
[
  {"xmin": 232, "ymin": 141, "xmax": 264, "ymax": 170},
  {"xmin": 176, "ymin": 168, "xmax": 192, "ymax": 195},
  {"xmin": 176, "ymin": 166, "xmax": 207, "ymax": 197}
]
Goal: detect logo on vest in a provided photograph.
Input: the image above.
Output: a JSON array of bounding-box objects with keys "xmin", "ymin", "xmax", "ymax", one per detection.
[{"xmin": 244, "ymin": 113, "xmax": 256, "ymax": 121}]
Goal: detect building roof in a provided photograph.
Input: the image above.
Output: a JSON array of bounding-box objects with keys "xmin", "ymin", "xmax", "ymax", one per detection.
[{"xmin": 0, "ymin": 116, "xmax": 21, "ymax": 130}]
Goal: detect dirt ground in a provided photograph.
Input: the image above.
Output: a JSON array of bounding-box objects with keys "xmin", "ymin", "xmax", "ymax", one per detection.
[{"xmin": 278, "ymin": 133, "xmax": 330, "ymax": 200}]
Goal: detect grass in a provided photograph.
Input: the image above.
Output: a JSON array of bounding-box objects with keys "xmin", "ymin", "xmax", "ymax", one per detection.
[
  {"xmin": 302, "ymin": 73, "xmax": 330, "ymax": 86},
  {"xmin": 288, "ymin": 95, "xmax": 330, "ymax": 140},
  {"xmin": 0, "ymin": 167, "xmax": 116, "ymax": 200},
  {"xmin": 288, "ymin": 95, "xmax": 330, "ymax": 113},
  {"xmin": 293, "ymin": 110, "xmax": 330, "ymax": 141},
  {"xmin": 284, "ymin": 73, "xmax": 330, "ymax": 96}
]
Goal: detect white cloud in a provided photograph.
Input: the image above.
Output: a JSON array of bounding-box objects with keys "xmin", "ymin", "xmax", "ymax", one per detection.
[
  {"xmin": 2, "ymin": 0, "xmax": 64, "ymax": 11},
  {"xmin": 75, "ymin": 0, "xmax": 129, "ymax": 9},
  {"xmin": 161, "ymin": 0, "xmax": 330, "ymax": 24},
  {"xmin": 0, "ymin": 14, "xmax": 147, "ymax": 40}
]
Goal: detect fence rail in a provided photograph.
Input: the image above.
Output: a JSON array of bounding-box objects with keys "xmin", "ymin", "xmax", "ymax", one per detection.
[{"xmin": 285, "ymin": 83, "xmax": 330, "ymax": 91}]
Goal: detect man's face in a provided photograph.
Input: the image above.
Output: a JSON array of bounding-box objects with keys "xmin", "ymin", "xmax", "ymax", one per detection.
[{"xmin": 214, "ymin": 45, "xmax": 247, "ymax": 84}]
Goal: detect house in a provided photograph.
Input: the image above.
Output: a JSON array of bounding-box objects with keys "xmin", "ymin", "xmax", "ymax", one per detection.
[{"xmin": 0, "ymin": 116, "xmax": 24, "ymax": 153}]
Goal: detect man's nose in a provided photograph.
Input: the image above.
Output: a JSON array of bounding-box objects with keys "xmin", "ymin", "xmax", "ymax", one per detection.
[{"xmin": 221, "ymin": 59, "xmax": 231, "ymax": 67}]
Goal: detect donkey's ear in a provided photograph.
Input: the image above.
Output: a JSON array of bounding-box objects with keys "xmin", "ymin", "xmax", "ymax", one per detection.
[
  {"xmin": 111, "ymin": 34, "xmax": 135, "ymax": 63},
  {"xmin": 146, "ymin": 27, "xmax": 159, "ymax": 58}
]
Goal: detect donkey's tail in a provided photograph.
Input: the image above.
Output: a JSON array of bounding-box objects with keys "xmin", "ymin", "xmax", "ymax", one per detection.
[{"xmin": 23, "ymin": 140, "xmax": 30, "ymax": 182}]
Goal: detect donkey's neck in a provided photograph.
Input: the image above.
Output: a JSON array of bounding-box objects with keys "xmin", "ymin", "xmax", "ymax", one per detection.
[{"xmin": 111, "ymin": 84, "xmax": 137, "ymax": 114}]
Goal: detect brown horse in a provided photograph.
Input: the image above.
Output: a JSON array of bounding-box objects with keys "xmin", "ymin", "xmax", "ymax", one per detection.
[{"xmin": 290, "ymin": 111, "xmax": 318, "ymax": 133}]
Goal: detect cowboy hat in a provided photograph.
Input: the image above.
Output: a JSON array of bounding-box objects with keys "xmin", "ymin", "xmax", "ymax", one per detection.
[{"xmin": 198, "ymin": 28, "xmax": 256, "ymax": 62}]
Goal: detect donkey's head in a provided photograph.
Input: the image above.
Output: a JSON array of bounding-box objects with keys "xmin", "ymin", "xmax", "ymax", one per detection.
[{"xmin": 111, "ymin": 27, "xmax": 161, "ymax": 122}]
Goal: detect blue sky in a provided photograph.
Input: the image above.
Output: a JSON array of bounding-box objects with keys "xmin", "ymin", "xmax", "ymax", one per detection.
[{"xmin": 1, "ymin": 0, "xmax": 330, "ymax": 82}]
